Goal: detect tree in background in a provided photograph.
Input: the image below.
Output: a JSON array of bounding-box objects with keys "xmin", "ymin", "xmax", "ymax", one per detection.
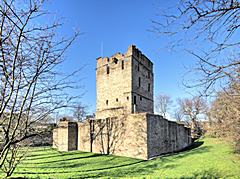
[
  {"xmin": 177, "ymin": 96, "xmax": 207, "ymax": 138},
  {"xmin": 73, "ymin": 103, "xmax": 87, "ymax": 122},
  {"xmin": 208, "ymin": 82, "xmax": 240, "ymax": 152},
  {"xmin": 0, "ymin": 0, "xmax": 80, "ymax": 177},
  {"xmin": 152, "ymin": 0, "xmax": 240, "ymax": 150},
  {"xmin": 152, "ymin": 0, "xmax": 240, "ymax": 95},
  {"xmin": 155, "ymin": 94, "xmax": 172, "ymax": 118},
  {"xmin": 173, "ymin": 110, "xmax": 184, "ymax": 122}
]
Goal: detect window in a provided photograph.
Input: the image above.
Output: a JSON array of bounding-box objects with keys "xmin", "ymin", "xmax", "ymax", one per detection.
[
  {"xmin": 122, "ymin": 60, "xmax": 124, "ymax": 70},
  {"xmin": 127, "ymin": 96, "xmax": 129, "ymax": 100},
  {"xmin": 138, "ymin": 77, "xmax": 141, "ymax": 87},
  {"xmin": 116, "ymin": 98, "xmax": 118, "ymax": 102},
  {"xmin": 106, "ymin": 100, "xmax": 108, "ymax": 105},
  {"xmin": 140, "ymin": 96, "xmax": 142, "ymax": 101},
  {"xmin": 134, "ymin": 96, "xmax": 136, "ymax": 104},
  {"xmin": 148, "ymin": 71, "xmax": 150, "ymax": 79},
  {"xmin": 113, "ymin": 58, "xmax": 118, "ymax": 64},
  {"xmin": 148, "ymin": 83, "xmax": 150, "ymax": 92},
  {"xmin": 107, "ymin": 66, "xmax": 110, "ymax": 74}
]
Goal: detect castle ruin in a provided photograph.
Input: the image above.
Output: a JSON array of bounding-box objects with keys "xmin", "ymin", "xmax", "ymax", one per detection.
[{"xmin": 53, "ymin": 45, "xmax": 192, "ymax": 160}]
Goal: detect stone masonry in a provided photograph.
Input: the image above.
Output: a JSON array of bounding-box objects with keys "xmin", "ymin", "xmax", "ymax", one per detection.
[
  {"xmin": 53, "ymin": 45, "xmax": 192, "ymax": 160},
  {"xmin": 52, "ymin": 120, "xmax": 78, "ymax": 151},
  {"xmin": 96, "ymin": 45, "xmax": 153, "ymax": 119}
]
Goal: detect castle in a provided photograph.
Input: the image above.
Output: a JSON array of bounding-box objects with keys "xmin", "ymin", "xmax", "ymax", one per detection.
[{"xmin": 53, "ymin": 45, "xmax": 192, "ymax": 160}]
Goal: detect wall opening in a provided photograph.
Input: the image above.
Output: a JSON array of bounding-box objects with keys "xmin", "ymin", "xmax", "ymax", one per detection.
[
  {"xmin": 106, "ymin": 100, "xmax": 108, "ymax": 105},
  {"xmin": 106, "ymin": 66, "xmax": 110, "ymax": 74},
  {"xmin": 113, "ymin": 58, "xmax": 118, "ymax": 64},
  {"xmin": 138, "ymin": 77, "xmax": 141, "ymax": 87},
  {"xmin": 122, "ymin": 60, "xmax": 124, "ymax": 69},
  {"xmin": 148, "ymin": 83, "xmax": 150, "ymax": 92},
  {"xmin": 116, "ymin": 98, "xmax": 118, "ymax": 102},
  {"xmin": 133, "ymin": 96, "xmax": 137, "ymax": 113}
]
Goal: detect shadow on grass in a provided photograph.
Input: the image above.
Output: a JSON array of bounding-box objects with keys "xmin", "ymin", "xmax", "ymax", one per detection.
[
  {"xmin": 15, "ymin": 141, "xmax": 212, "ymax": 178},
  {"xmin": 155, "ymin": 141, "xmax": 210, "ymax": 160},
  {"xmin": 24, "ymin": 151, "xmax": 85, "ymax": 161},
  {"xmin": 21, "ymin": 153, "xmax": 102, "ymax": 165},
  {"xmin": 15, "ymin": 160, "xmax": 146, "ymax": 175},
  {"xmin": 71, "ymin": 160, "xmax": 179, "ymax": 178},
  {"xmin": 182, "ymin": 141, "xmax": 204, "ymax": 151}
]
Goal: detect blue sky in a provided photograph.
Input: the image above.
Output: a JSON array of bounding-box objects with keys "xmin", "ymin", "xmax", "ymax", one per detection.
[{"xmin": 44, "ymin": 0, "xmax": 197, "ymax": 115}]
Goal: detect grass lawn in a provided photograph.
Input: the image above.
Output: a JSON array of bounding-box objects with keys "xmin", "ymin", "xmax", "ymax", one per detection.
[{"xmin": 4, "ymin": 137, "xmax": 240, "ymax": 178}]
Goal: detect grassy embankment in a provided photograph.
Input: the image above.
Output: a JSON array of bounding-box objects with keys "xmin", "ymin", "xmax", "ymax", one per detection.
[{"xmin": 3, "ymin": 137, "xmax": 240, "ymax": 178}]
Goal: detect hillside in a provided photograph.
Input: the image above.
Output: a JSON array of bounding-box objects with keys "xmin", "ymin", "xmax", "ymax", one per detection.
[{"xmin": 5, "ymin": 137, "xmax": 240, "ymax": 178}]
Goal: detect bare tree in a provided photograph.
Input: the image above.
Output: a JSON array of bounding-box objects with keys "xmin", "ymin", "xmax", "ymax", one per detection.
[
  {"xmin": 155, "ymin": 94, "xmax": 172, "ymax": 118},
  {"xmin": 73, "ymin": 103, "xmax": 87, "ymax": 122},
  {"xmin": 177, "ymin": 96, "xmax": 207, "ymax": 138},
  {"xmin": 0, "ymin": 0, "xmax": 80, "ymax": 177},
  {"xmin": 174, "ymin": 109, "xmax": 184, "ymax": 122},
  {"xmin": 152, "ymin": 0, "xmax": 240, "ymax": 96}
]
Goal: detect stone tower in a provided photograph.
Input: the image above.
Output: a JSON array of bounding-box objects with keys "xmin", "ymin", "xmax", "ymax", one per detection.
[
  {"xmin": 53, "ymin": 45, "xmax": 192, "ymax": 159},
  {"xmin": 95, "ymin": 45, "xmax": 153, "ymax": 119}
]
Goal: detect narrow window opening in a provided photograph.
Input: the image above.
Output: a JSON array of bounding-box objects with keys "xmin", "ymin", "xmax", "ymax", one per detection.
[
  {"xmin": 113, "ymin": 58, "xmax": 118, "ymax": 64},
  {"xmin": 140, "ymin": 96, "xmax": 142, "ymax": 101},
  {"xmin": 122, "ymin": 60, "xmax": 124, "ymax": 69},
  {"xmin": 127, "ymin": 96, "xmax": 129, "ymax": 100},
  {"xmin": 116, "ymin": 98, "xmax": 118, "ymax": 102},
  {"xmin": 107, "ymin": 66, "xmax": 110, "ymax": 74},
  {"xmin": 134, "ymin": 96, "xmax": 136, "ymax": 104},
  {"xmin": 106, "ymin": 100, "xmax": 108, "ymax": 105},
  {"xmin": 148, "ymin": 83, "xmax": 150, "ymax": 92},
  {"xmin": 138, "ymin": 77, "xmax": 141, "ymax": 87}
]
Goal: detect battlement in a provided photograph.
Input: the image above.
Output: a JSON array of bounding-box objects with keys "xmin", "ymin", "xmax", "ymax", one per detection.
[
  {"xmin": 96, "ymin": 45, "xmax": 153, "ymax": 71},
  {"xmin": 126, "ymin": 45, "xmax": 153, "ymax": 71}
]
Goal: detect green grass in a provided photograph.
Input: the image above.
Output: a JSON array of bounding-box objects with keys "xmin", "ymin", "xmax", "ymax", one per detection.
[{"xmin": 4, "ymin": 137, "xmax": 240, "ymax": 178}]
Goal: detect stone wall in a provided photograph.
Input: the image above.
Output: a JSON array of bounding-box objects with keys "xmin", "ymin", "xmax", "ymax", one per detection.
[
  {"xmin": 77, "ymin": 113, "xmax": 148, "ymax": 159},
  {"xmin": 74, "ymin": 113, "xmax": 191, "ymax": 160},
  {"xmin": 78, "ymin": 121, "xmax": 90, "ymax": 152},
  {"xmin": 52, "ymin": 121, "xmax": 78, "ymax": 151},
  {"xmin": 52, "ymin": 128, "xmax": 58, "ymax": 149},
  {"xmin": 131, "ymin": 46, "xmax": 153, "ymax": 113},
  {"xmin": 147, "ymin": 114, "xmax": 191, "ymax": 158}
]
